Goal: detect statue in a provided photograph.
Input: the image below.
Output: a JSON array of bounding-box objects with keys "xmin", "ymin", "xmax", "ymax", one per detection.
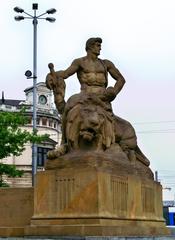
[
  {"xmin": 46, "ymin": 37, "xmax": 152, "ymax": 178},
  {"xmin": 27, "ymin": 38, "xmax": 168, "ymax": 237},
  {"xmin": 28, "ymin": 38, "xmax": 168, "ymax": 237}
]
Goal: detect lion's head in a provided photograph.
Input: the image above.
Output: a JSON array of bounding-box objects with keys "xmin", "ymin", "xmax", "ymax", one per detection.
[{"xmin": 65, "ymin": 98, "xmax": 115, "ymax": 151}]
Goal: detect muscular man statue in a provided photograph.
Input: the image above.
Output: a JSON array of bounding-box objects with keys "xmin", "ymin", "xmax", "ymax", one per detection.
[
  {"xmin": 46, "ymin": 37, "xmax": 150, "ymax": 168},
  {"xmin": 46, "ymin": 37, "xmax": 125, "ymax": 105}
]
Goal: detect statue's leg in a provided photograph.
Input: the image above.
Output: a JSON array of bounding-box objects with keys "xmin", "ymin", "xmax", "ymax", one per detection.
[{"xmin": 114, "ymin": 115, "xmax": 150, "ymax": 166}]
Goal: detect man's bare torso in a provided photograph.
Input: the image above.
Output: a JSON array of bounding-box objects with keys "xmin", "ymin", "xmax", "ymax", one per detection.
[{"xmin": 76, "ymin": 57, "xmax": 107, "ymax": 91}]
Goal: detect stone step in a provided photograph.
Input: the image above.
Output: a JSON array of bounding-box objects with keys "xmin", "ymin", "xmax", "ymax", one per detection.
[{"xmin": 0, "ymin": 236, "xmax": 175, "ymax": 240}]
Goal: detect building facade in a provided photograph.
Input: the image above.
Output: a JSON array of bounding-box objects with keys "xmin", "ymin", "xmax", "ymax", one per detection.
[{"xmin": 0, "ymin": 82, "xmax": 61, "ymax": 187}]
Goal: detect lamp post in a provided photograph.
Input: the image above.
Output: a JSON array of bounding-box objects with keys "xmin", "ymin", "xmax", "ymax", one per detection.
[{"xmin": 14, "ymin": 3, "xmax": 56, "ymax": 186}]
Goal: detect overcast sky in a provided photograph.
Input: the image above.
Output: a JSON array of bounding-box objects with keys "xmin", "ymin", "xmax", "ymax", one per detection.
[{"xmin": 0, "ymin": 0, "xmax": 175, "ymax": 200}]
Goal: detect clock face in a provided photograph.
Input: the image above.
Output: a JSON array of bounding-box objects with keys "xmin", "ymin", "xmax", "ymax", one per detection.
[{"xmin": 39, "ymin": 95, "xmax": 47, "ymax": 105}]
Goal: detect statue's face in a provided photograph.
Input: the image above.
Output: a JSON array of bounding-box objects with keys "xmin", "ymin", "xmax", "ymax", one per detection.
[{"xmin": 90, "ymin": 42, "xmax": 101, "ymax": 56}]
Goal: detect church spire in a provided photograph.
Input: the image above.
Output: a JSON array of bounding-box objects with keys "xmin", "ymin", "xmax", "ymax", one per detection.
[{"xmin": 2, "ymin": 91, "xmax": 5, "ymax": 104}]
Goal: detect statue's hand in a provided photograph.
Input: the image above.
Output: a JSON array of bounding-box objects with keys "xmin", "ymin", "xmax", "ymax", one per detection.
[
  {"xmin": 105, "ymin": 87, "xmax": 117, "ymax": 102},
  {"xmin": 46, "ymin": 71, "xmax": 64, "ymax": 90},
  {"xmin": 46, "ymin": 73, "xmax": 56, "ymax": 90}
]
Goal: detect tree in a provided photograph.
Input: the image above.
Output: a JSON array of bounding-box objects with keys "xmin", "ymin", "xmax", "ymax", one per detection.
[
  {"xmin": 0, "ymin": 163, "xmax": 23, "ymax": 187},
  {"xmin": 0, "ymin": 109, "xmax": 49, "ymax": 187}
]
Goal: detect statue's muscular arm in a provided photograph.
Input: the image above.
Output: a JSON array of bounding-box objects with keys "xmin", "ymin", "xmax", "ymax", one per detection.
[
  {"xmin": 55, "ymin": 58, "xmax": 81, "ymax": 79},
  {"xmin": 104, "ymin": 59, "xmax": 126, "ymax": 95},
  {"xmin": 46, "ymin": 58, "xmax": 81, "ymax": 91},
  {"xmin": 46, "ymin": 58, "xmax": 81, "ymax": 90}
]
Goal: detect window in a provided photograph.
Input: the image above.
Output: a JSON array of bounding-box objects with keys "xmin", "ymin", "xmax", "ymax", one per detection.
[
  {"xmin": 54, "ymin": 121, "xmax": 57, "ymax": 128},
  {"xmin": 37, "ymin": 147, "xmax": 52, "ymax": 166},
  {"xmin": 42, "ymin": 118, "xmax": 47, "ymax": 126},
  {"xmin": 6, "ymin": 105, "xmax": 12, "ymax": 109},
  {"xmin": 49, "ymin": 119, "xmax": 53, "ymax": 127},
  {"xmin": 27, "ymin": 117, "xmax": 32, "ymax": 124},
  {"xmin": 36, "ymin": 117, "xmax": 40, "ymax": 125}
]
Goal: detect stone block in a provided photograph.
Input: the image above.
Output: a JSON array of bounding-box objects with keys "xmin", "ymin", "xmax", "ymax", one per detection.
[{"xmin": 25, "ymin": 165, "xmax": 169, "ymax": 236}]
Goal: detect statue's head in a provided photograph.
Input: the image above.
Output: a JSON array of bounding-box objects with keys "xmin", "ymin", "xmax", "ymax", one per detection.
[{"xmin": 85, "ymin": 37, "xmax": 102, "ymax": 52}]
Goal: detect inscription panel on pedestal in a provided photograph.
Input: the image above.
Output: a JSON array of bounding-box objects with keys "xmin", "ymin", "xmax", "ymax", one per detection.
[
  {"xmin": 111, "ymin": 176, "xmax": 128, "ymax": 213},
  {"xmin": 141, "ymin": 184, "xmax": 155, "ymax": 213},
  {"xmin": 56, "ymin": 177, "xmax": 75, "ymax": 211}
]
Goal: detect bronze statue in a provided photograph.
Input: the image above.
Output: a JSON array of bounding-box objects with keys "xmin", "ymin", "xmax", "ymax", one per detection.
[{"xmin": 46, "ymin": 37, "xmax": 151, "ymax": 177}]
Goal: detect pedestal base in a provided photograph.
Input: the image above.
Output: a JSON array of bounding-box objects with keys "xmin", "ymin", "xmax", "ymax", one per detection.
[
  {"xmin": 25, "ymin": 222, "xmax": 169, "ymax": 237},
  {"xmin": 26, "ymin": 154, "xmax": 169, "ymax": 237}
]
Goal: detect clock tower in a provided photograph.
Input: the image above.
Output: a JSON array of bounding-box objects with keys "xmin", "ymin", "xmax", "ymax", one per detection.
[
  {"xmin": 23, "ymin": 81, "xmax": 61, "ymax": 156},
  {"xmin": 24, "ymin": 82, "xmax": 53, "ymax": 110}
]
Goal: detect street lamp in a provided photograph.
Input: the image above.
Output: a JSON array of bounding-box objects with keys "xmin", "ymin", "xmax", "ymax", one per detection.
[{"xmin": 14, "ymin": 3, "xmax": 56, "ymax": 186}]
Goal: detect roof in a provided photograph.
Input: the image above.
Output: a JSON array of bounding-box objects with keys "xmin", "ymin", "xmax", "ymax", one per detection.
[
  {"xmin": 0, "ymin": 99, "xmax": 24, "ymax": 107},
  {"xmin": 24, "ymin": 82, "xmax": 46, "ymax": 93},
  {"xmin": 38, "ymin": 137, "xmax": 58, "ymax": 146}
]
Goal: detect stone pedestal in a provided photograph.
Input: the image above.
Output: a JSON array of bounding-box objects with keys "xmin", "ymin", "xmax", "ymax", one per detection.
[{"xmin": 25, "ymin": 152, "xmax": 169, "ymax": 236}]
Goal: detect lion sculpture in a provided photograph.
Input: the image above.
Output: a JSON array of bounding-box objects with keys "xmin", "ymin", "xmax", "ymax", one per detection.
[{"xmin": 47, "ymin": 89, "xmax": 150, "ymax": 169}]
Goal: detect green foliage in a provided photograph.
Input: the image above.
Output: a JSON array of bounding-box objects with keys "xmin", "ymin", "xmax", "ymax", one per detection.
[
  {"xmin": 0, "ymin": 109, "xmax": 49, "ymax": 159},
  {"xmin": 0, "ymin": 109, "xmax": 49, "ymax": 187},
  {"xmin": 0, "ymin": 163, "xmax": 23, "ymax": 187}
]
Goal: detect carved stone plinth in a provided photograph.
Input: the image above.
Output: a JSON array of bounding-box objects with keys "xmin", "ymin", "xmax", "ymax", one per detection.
[{"xmin": 25, "ymin": 152, "xmax": 169, "ymax": 237}]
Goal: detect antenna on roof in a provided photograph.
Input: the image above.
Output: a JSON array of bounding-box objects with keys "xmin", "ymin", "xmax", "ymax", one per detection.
[{"xmin": 2, "ymin": 91, "xmax": 5, "ymax": 104}]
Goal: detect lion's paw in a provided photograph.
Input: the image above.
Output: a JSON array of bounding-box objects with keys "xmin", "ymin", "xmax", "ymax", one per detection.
[{"xmin": 47, "ymin": 144, "xmax": 68, "ymax": 159}]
